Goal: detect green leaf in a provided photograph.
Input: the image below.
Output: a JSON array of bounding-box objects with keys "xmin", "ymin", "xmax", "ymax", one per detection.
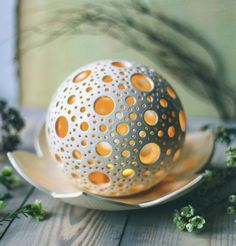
[
  {"xmin": 180, "ymin": 205, "xmax": 194, "ymax": 218},
  {"xmin": 173, "ymin": 205, "xmax": 206, "ymax": 233},
  {"xmin": 190, "ymin": 216, "xmax": 206, "ymax": 229},
  {"xmin": 186, "ymin": 223, "xmax": 194, "ymax": 232},
  {"xmin": 0, "ymin": 200, "xmax": 6, "ymax": 209},
  {"xmin": 176, "ymin": 220, "xmax": 186, "ymax": 231}
]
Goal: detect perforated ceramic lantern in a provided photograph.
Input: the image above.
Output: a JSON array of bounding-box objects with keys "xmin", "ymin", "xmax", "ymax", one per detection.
[{"xmin": 46, "ymin": 60, "xmax": 186, "ymax": 197}]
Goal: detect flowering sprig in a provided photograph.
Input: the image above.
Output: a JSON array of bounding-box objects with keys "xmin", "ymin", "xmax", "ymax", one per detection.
[
  {"xmin": 0, "ymin": 200, "xmax": 46, "ymax": 225},
  {"xmin": 173, "ymin": 205, "xmax": 205, "ymax": 232},
  {"xmin": 173, "ymin": 124, "xmax": 236, "ymax": 233},
  {"xmin": 0, "ymin": 166, "xmax": 47, "ymax": 226}
]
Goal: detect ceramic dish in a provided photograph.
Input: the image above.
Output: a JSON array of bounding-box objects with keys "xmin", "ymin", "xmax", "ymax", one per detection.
[{"xmin": 7, "ymin": 124, "xmax": 214, "ymax": 210}]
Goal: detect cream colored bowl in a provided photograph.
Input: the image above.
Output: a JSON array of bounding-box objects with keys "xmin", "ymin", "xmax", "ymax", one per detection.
[{"xmin": 7, "ymin": 123, "xmax": 214, "ymax": 210}]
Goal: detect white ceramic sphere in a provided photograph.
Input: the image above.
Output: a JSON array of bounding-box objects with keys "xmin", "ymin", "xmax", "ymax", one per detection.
[{"xmin": 46, "ymin": 60, "xmax": 186, "ymax": 197}]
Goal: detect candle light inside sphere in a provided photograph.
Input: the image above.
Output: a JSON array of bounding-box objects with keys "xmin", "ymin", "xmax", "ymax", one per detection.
[{"xmin": 46, "ymin": 60, "xmax": 186, "ymax": 197}]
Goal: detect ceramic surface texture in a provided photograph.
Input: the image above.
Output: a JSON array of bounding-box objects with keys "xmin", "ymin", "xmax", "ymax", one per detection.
[{"xmin": 46, "ymin": 60, "xmax": 186, "ymax": 197}]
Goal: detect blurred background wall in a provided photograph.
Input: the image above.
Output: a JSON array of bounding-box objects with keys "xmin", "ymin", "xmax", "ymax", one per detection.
[
  {"xmin": 1, "ymin": 0, "xmax": 236, "ymax": 118},
  {"xmin": 0, "ymin": 0, "xmax": 18, "ymax": 105}
]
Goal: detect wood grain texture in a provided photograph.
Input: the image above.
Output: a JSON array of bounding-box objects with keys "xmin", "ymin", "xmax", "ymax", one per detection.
[
  {"xmin": 0, "ymin": 111, "xmax": 235, "ymax": 246},
  {"xmin": 1, "ymin": 189, "xmax": 129, "ymax": 246}
]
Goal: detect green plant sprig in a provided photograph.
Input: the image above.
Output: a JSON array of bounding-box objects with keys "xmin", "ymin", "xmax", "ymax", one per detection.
[
  {"xmin": 0, "ymin": 100, "xmax": 46, "ymax": 226},
  {"xmin": 0, "ymin": 200, "xmax": 46, "ymax": 225},
  {"xmin": 173, "ymin": 205, "xmax": 205, "ymax": 232},
  {"xmin": 0, "ymin": 167, "xmax": 20, "ymax": 217},
  {"xmin": 173, "ymin": 171, "xmax": 234, "ymax": 233},
  {"xmin": 173, "ymin": 168, "xmax": 236, "ymax": 232},
  {"xmin": 174, "ymin": 124, "xmax": 236, "ymax": 232},
  {"xmin": 0, "ymin": 166, "xmax": 47, "ymax": 226}
]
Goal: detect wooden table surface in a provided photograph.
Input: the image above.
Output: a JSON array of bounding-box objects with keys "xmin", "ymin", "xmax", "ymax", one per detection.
[{"xmin": 0, "ymin": 110, "xmax": 235, "ymax": 246}]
